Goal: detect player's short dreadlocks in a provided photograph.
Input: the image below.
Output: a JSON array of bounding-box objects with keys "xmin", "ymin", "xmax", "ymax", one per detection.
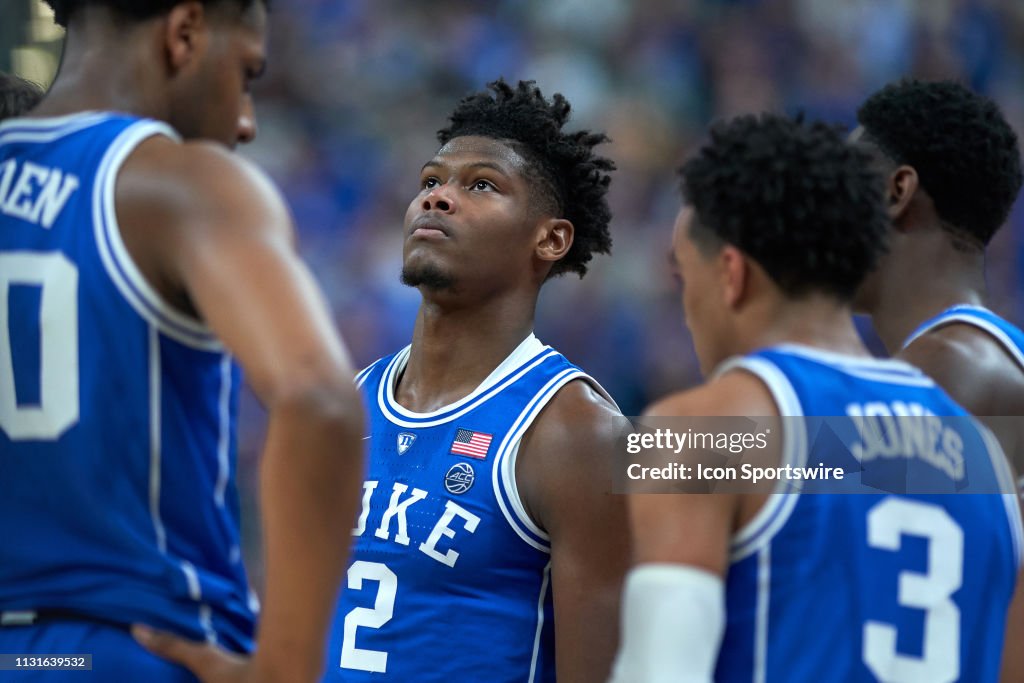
[{"xmin": 437, "ymin": 79, "xmax": 615, "ymax": 278}]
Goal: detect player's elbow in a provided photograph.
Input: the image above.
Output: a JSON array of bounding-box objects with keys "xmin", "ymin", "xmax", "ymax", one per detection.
[{"xmin": 268, "ymin": 372, "xmax": 366, "ymax": 445}]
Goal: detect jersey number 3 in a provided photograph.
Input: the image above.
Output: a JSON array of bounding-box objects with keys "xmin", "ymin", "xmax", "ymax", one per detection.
[
  {"xmin": 0, "ymin": 252, "xmax": 79, "ymax": 440},
  {"xmin": 862, "ymin": 497, "xmax": 964, "ymax": 683}
]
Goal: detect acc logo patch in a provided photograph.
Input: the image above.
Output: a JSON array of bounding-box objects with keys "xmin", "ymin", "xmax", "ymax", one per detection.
[
  {"xmin": 396, "ymin": 432, "xmax": 417, "ymax": 455},
  {"xmin": 444, "ymin": 462, "xmax": 475, "ymax": 495}
]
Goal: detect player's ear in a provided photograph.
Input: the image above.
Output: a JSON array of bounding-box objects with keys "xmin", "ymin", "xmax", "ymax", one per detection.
[
  {"xmin": 535, "ymin": 217, "xmax": 574, "ymax": 264},
  {"xmin": 887, "ymin": 165, "xmax": 919, "ymax": 225},
  {"xmin": 719, "ymin": 244, "xmax": 748, "ymax": 309},
  {"xmin": 164, "ymin": 2, "xmax": 209, "ymax": 75}
]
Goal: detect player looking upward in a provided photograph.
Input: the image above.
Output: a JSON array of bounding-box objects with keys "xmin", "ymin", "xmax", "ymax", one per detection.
[{"xmin": 323, "ymin": 79, "xmax": 630, "ymax": 683}]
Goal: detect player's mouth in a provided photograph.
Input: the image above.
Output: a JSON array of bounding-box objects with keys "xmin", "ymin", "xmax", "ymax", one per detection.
[{"xmin": 408, "ymin": 216, "xmax": 452, "ymax": 240}]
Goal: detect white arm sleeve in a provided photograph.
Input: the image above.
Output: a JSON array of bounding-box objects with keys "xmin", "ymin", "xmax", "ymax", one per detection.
[{"xmin": 608, "ymin": 563, "xmax": 726, "ymax": 683}]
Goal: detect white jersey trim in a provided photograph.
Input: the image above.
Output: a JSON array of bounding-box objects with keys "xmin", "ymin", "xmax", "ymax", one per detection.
[
  {"xmin": 491, "ymin": 368, "xmax": 616, "ymax": 554},
  {"xmin": 754, "ymin": 544, "xmax": 771, "ymax": 683},
  {"xmin": 902, "ymin": 305, "xmax": 1024, "ymax": 371},
  {"xmin": 713, "ymin": 356, "xmax": 806, "ymax": 562},
  {"xmin": 0, "ymin": 112, "xmax": 116, "ymax": 143},
  {"xmin": 527, "ymin": 561, "xmax": 552, "ymax": 683},
  {"xmin": 493, "ymin": 368, "xmax": 578, "ymax": 552},
  {"xmin": 377, "ymin": 335, "xmax": 561, "ymax": 428},
  {"xmin": 92, "ymin": 120, "xmax": 224, "ymax": 351},
  {"xmin": 213, "ymin": 356, "xmax": 232, "ymax": 508},
  {"xmin": 355, "ymin": 359, "xmax": 385, "ymax": 388},
  {"xmin": 148, "ymin": 326, "xmax": 167, "ymax": 554},
  {"xmin": 768, "ymin": 344, "xmax": 936, "ymax": 387}
]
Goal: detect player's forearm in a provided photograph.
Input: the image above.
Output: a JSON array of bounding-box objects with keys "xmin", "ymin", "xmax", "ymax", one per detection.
[
  {"xmin": 254, "ymin": 387, "xmax": 365, "ymax": 682},
  {"xmin": 554, "ymin": 593, "xmax": 622, "ymax": 683}
]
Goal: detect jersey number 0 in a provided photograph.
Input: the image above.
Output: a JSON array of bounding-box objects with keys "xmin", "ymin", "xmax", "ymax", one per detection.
[{"xmin": 0, "ymin": 252, "xmax": 79, "ymax": 441}]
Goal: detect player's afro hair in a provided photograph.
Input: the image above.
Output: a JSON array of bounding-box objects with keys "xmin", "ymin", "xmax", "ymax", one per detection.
[
  {"xmin": 43, "ymin": 0, "xmax": 267, "ymax": 28},
  {"xmin": 857, "ymin": 79, "xmax": 1022, "ymax": 247},
  {"xmin": 680, "ymin": 113, "xmax": 888, "ymax": 301},
  {"xmin": 437, "ymin": 79, "xmax": 614, "ymax": 279}
]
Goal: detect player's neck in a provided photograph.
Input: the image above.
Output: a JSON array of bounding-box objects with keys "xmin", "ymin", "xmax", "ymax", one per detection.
[
  {"xmin": 870, "ymin": 238, "xmax": 986, "ymax": 353},
  {"xmin": 738, "ymin": 295, "xmax": 868, "ymax": 358},
  {"xmin": 32, "ymin": 23, "xmax": 167, "ymax": 120},
  {"xmin": 396, "ymin": 294, "xmax": 537, "ymax": 413}
]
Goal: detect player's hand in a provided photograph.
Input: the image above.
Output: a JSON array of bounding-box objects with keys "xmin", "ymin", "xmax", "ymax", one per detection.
[{"xmin": 132, "ymin": 624, "xmax": 255, "ymax": 683}]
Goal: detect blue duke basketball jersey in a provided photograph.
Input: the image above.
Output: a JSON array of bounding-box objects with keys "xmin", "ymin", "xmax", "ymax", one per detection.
[
  {"xmin": 0, "ymin": 114, "xmax": 256, "ymax": 658},
  {"xmin": 903, "ymin": 304, "xmax": 1024, "ymax": 371},
  {"xmin": 323, "ymin": 335, "xmax": 611, "ymax": 682},
  {"xmin": 711, "ymin": 344, "xmax": 1023, "ymax": 683}
]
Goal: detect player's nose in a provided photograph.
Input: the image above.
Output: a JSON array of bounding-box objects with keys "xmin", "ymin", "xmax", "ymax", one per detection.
[
  {"xmin": 236, "ymin": 97, "xmax": 257, "ymax": 145},
  {"xmin": 422, "ymin": 185, "xmax": 456, "ymax": 213}
]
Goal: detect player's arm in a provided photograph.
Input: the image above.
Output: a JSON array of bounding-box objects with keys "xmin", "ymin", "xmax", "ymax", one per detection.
[
  {"xmin": 900, "ymin": 329, "xmax": 1024, "ymax": 474},
  {"xmin": 899, "ymin": 326, "xmax": 1024, "ymax": 417},
  {"xmin": 610, "ymin": 371, "xmax": 776, "ymax": 683},
  {"xmin": 122, "ymin": 139, "xmax": 365, "ymax": 683},
  {"xmin": 516, "ymin": 381, "xmax": 631, "ymax": 683},
  {"xmin": 1001, "ymin": 498, "xmax": 1024, "ymax": 683}
]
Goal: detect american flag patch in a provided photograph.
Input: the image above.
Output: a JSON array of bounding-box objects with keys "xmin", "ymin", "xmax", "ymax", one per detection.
[{"xmin": 450, "ymin": 428, "xmax": 493, "ymax": 459}]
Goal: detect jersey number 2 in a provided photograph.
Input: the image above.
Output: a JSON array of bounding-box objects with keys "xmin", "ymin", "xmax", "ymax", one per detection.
[
  {"xmin": 0, "ymin": 252, "xmax": 79, "ymax": 440},
  {"xmin": 862, "ymin": 497, "xmax": 964, "ymax": 683},
  {"xmin": 341, "ymin": 561, "xmax": 397, "ymax": 673}
]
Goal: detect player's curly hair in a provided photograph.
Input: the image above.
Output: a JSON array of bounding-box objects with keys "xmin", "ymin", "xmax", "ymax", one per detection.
[
  {"xmin": 680, "ymin": 113, "xmax": 888, "ymax": 301},
  {"xmin": 437, "ymin": 79, "xmax": 614, "ymax": 279},
  {"xmin": 43, "ymin": 0, "xmax": 267, "ymax": 28},
  {"xmin": 857, "ymin": 79, "xmax": 1022, "ymax": 248},
  {"xmin": 0, "ymin": 72, "xmax": 43, "ymax": 122}
]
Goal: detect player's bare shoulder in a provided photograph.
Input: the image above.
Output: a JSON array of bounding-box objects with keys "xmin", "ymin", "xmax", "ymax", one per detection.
[
  {"xmin": 901, "ymin": 324, "xmax": 1024, "ymax": 415},
  {"xmin": 522, "ymin": 378, "xmax": 624, "ymax": 462},
  {"xmin": 514, "ymin": 378, "xmax": 625, "ymax": 527},
  {"xmin": 646, "ymin": 367, "xmax": 778, "ymax": 419},
  {"xmin": 113, "ymin": 136, "xmax": 294, "ymax": 314},
  {"xmin": 118, "ymin": 136, "xmax": 290, "ymax": 237}
]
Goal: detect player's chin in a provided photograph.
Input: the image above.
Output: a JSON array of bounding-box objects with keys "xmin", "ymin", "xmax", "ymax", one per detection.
[{"xmin": 400, "ymin": 258, "xmax": 457, "ymax": 291}]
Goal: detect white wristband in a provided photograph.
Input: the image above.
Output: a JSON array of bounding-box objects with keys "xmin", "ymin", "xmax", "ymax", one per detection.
[{"xmin": 609, "ymin": 563, "xmax": 726, "ymax": 683}]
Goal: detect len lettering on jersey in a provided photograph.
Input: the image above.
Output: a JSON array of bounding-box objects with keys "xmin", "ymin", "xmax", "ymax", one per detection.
[{"xmin": 0, "ymin": 159, "xmax": 79, "ymax": 229}]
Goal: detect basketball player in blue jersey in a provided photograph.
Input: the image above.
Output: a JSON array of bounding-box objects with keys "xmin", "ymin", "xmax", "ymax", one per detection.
[
  {"xmin": 0, "ymin": 71, "xmax": 43, "ymax": 121},
  {"xmin": 610, "ymin": 114, "xmax": 1024, "ymax": 683},
  {"xmin": 851, "ymin": 82, "xmax": 1024, "ymax": 677},
  {"xmin": 322, "ymin": 79, "xmax": 629, "ymax": 683},
  {"xmin": 0, "ymin": 1, "xmax": 364, "ymax": 681},
  {"xmin": 851, "ymin": 80, "xmax": 1024, "ymax": 418}
]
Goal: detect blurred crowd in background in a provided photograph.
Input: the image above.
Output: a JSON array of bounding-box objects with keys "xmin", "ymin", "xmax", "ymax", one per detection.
[
  {"xmin": 6, "ymin": 0, "xmax": 1024, "ymax": 576},
  {"xmin": 241, "ymin": 0, "xmax": 1024, "ymax": 408}
]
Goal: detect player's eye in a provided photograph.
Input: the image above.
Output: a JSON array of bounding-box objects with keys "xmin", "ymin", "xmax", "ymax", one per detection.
[
  {"xmin": 471, "ymin": 180, "xmax": 496, "ymax": 191},
  {"xmin": 243, "ymin": 62, "xmax": 265, "ymax": 93},
  {"xmin": 422, "ymin": 177, "xmax": 440, "ymax": 190}
]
